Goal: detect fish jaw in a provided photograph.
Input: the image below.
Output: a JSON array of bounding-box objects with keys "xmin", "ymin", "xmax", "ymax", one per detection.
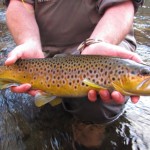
[
  {"xmin": 112, "ymin": 76, "xmax": 150, "ymax": 96},
  {"xmin": 136, "ymin": 77, "xmax": 150, "ymax": 95}
]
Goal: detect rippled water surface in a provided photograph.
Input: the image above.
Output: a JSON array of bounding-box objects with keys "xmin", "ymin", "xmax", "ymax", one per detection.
[{"xmin": 0, "ymin": 1, "xmax": 150, "ymax": 150}]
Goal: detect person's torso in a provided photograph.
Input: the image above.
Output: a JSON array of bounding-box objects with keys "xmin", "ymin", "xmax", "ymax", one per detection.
[{"xmin": 34, "ymin": 0, "xmax": 100, "ymax": 47}]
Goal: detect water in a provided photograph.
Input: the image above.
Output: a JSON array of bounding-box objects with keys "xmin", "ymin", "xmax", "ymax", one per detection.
[{"xmin": 0, "ymin": 1, "xmax": 150, "ymax": 150}]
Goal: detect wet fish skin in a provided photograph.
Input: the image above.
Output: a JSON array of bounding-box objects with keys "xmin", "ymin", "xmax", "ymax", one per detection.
[{"xmin": 0, "ymin": 55, "xmax": 150, "ymax": 106}]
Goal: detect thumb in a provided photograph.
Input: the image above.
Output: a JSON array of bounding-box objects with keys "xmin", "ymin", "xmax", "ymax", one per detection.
[{"xmin": 5, "ymin": 47, "xmax": 23, "ymax": 65}]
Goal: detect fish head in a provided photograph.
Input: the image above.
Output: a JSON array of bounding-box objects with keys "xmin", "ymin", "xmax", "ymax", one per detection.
[{"xmin": 112, "ymin": 61, "xmax": 150, "ymax": 96}]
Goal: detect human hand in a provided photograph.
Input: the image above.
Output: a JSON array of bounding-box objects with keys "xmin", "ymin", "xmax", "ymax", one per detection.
[
  {"xmin": 5, "ymin": 41, "xmax": 44, "ymax": 95},
  {"xmin": 81, "ymin": 42, "xmax": 142, "ymax": 104}
]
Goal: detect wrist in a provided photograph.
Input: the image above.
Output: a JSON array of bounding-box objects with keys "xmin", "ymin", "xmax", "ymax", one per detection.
[
  {"xmin": 78, "ymin": 38, "xmax": 106, "ymax": 54},
  {"xmin": 23, "ymin": 39, "xmax": 42, "ymax": 50}
]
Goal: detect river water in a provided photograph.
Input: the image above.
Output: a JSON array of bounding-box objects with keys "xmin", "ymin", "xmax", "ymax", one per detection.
[{"xmin": 0, "ymin": 1, "xmax": 150, "ymax": 150}]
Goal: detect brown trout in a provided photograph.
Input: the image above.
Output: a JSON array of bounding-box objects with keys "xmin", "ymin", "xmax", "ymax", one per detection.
[{"xmin": 0, "ymin": 55, "xmax": 150, "ymax": 107}]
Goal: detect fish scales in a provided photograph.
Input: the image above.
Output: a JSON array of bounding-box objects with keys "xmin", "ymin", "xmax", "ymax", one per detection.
[{"xmin": 0, "ymin": 55, "xmax": 150, "ymax": 99}]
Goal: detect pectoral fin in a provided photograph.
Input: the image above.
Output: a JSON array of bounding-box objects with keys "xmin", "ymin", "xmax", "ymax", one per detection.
[
  {"xmin": 112, "ymin": 82, "xmax": 133, "ymax": 95},
  {"xmin": 83, "ymin": 78, "xmax": 107, "ymax": 90},
  {"xmin": 0, "ymin": 78, "xmax": 20, "ymax": 89},
  {"xmin": 34, "ymin": 92, "xmax": 62, "ymax": 107}
]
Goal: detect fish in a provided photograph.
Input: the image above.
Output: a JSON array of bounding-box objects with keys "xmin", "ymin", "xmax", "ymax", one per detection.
[{"xmin": 0, "ymin": 55, "xmax": 150, "ymax": 107}]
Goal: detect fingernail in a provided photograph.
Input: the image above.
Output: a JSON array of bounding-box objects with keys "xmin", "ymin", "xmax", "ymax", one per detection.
[{"xmin": 25, "ymin": 84, "xmax": 32, "ymax": 90}]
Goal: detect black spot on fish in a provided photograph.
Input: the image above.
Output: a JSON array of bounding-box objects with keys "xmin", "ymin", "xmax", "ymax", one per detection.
[
  {"xmin": 109, "ymin": 67, "xmax": 111, "ymax": 70},
  {"xmin": 89, "ymin": 70, "xmax": 92, "ymax": 73},
  {"xmin": 110, "ymin": 71, "xmax": 113, "ymax": 74},
  {"xmin": 118, "ymin": 71, "xmax": 122, "ymax": 74},
  {"xmin": 112, "ymin": 77, "xmax": 115, "ymax": 81},
  {"xmin": 64, "ymin": 72, "xmax": 67, "ymax": 75},
  {"xmin": 94, "ymin": 70, "xmax": 96, "ymax": 74},
  {"xmin": 121, "ymin": 71, "xmax": 125, "ymax": 74},
  {"xmin": 46, "ymin": 76, "xmax": 49, "ymax": 81},
  {"xmin": 83, "ymin": 74, "xmax": 86, "ymax": 78},
  {"xmin": 82, "ymin": 82, "xmax": 85, "ymax": 86},
  {"xmin": 92, "ymin": 79, "xmax": 95, "ymax": 82}
]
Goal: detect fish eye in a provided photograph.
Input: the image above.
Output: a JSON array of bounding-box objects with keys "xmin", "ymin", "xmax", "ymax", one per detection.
[{"xmin": 140, "ymin": 68, "xmax": 150, "ymax": 76}]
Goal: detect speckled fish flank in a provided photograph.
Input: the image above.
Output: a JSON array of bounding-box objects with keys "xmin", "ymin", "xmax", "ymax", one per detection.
[{"xmin": 0, "ymin": 55, "xmax": 150, "ymax": 106}]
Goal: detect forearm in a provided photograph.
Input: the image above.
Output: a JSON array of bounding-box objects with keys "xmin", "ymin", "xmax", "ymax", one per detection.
[
  {"xmin": 90, "ymin": 1, "xmax": 134, "ymax": 45},
  {"xmin": 6, "ymin": 0, "xmax": 41, "ymax": 49}
]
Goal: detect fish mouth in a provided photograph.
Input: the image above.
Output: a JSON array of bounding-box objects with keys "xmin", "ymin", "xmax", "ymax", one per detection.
[{"xmin": 136, "ymin": 77, "xmax": 150, "ymax": 91}]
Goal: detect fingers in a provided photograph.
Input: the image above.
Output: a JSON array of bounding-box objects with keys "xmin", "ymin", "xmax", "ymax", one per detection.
[
  {"xmin": 88, "ymin": 89, "xmax": 125, "ymax": 104},
  {"xmin": 82, "ymin": 42, "xmax": 143, "ymax": 63},
  {"xmin": 10, "ymin": 83, "xmax": 31, "ymax": 93},
  {"xmin": 5, "ymin": 47, "xmax": 23, "ymax": 65},
  {"xmin": 99, "ymin": 90, "xmax": 111, "ymax": 103},
  {"xmin": 5, "ymin": 43, "xmax": 44, "ymax": 66},
  {"xmin": 89, "ymin": 89, "xmax": 140, "ymax": 104},
  {"xmin": 88, "ymin": 90, "xmax": 97, "ymax": 102},
  {"xmin": 130, "ymin": 96, "xmax": 140, "ymax": 104},
  {"xmin": 115, "ymin": 48, "xmax": 143, "ymax": 63},
  {"xmin": 10, "ymin": 83, "xmax": 41, "ymax": 96},
  {"xmin": 111, "ymin": 91, "xmax": 125, "ymax": 104},
  {"xmin": 10, "ymin": 83, "xmax": 39, "ymax": 96},
  {"xmin": 99, "ymin": 90, "xmax": 125, "ymax": 104},
  {"xmin": 28, "ymin": 90, "xmax": 41, "ymax": 96}
]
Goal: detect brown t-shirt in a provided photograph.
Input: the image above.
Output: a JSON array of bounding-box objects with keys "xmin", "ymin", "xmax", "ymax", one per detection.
[{"xmin": 5, "ymin": 0, "xmax": 144, "ymax": 56}]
